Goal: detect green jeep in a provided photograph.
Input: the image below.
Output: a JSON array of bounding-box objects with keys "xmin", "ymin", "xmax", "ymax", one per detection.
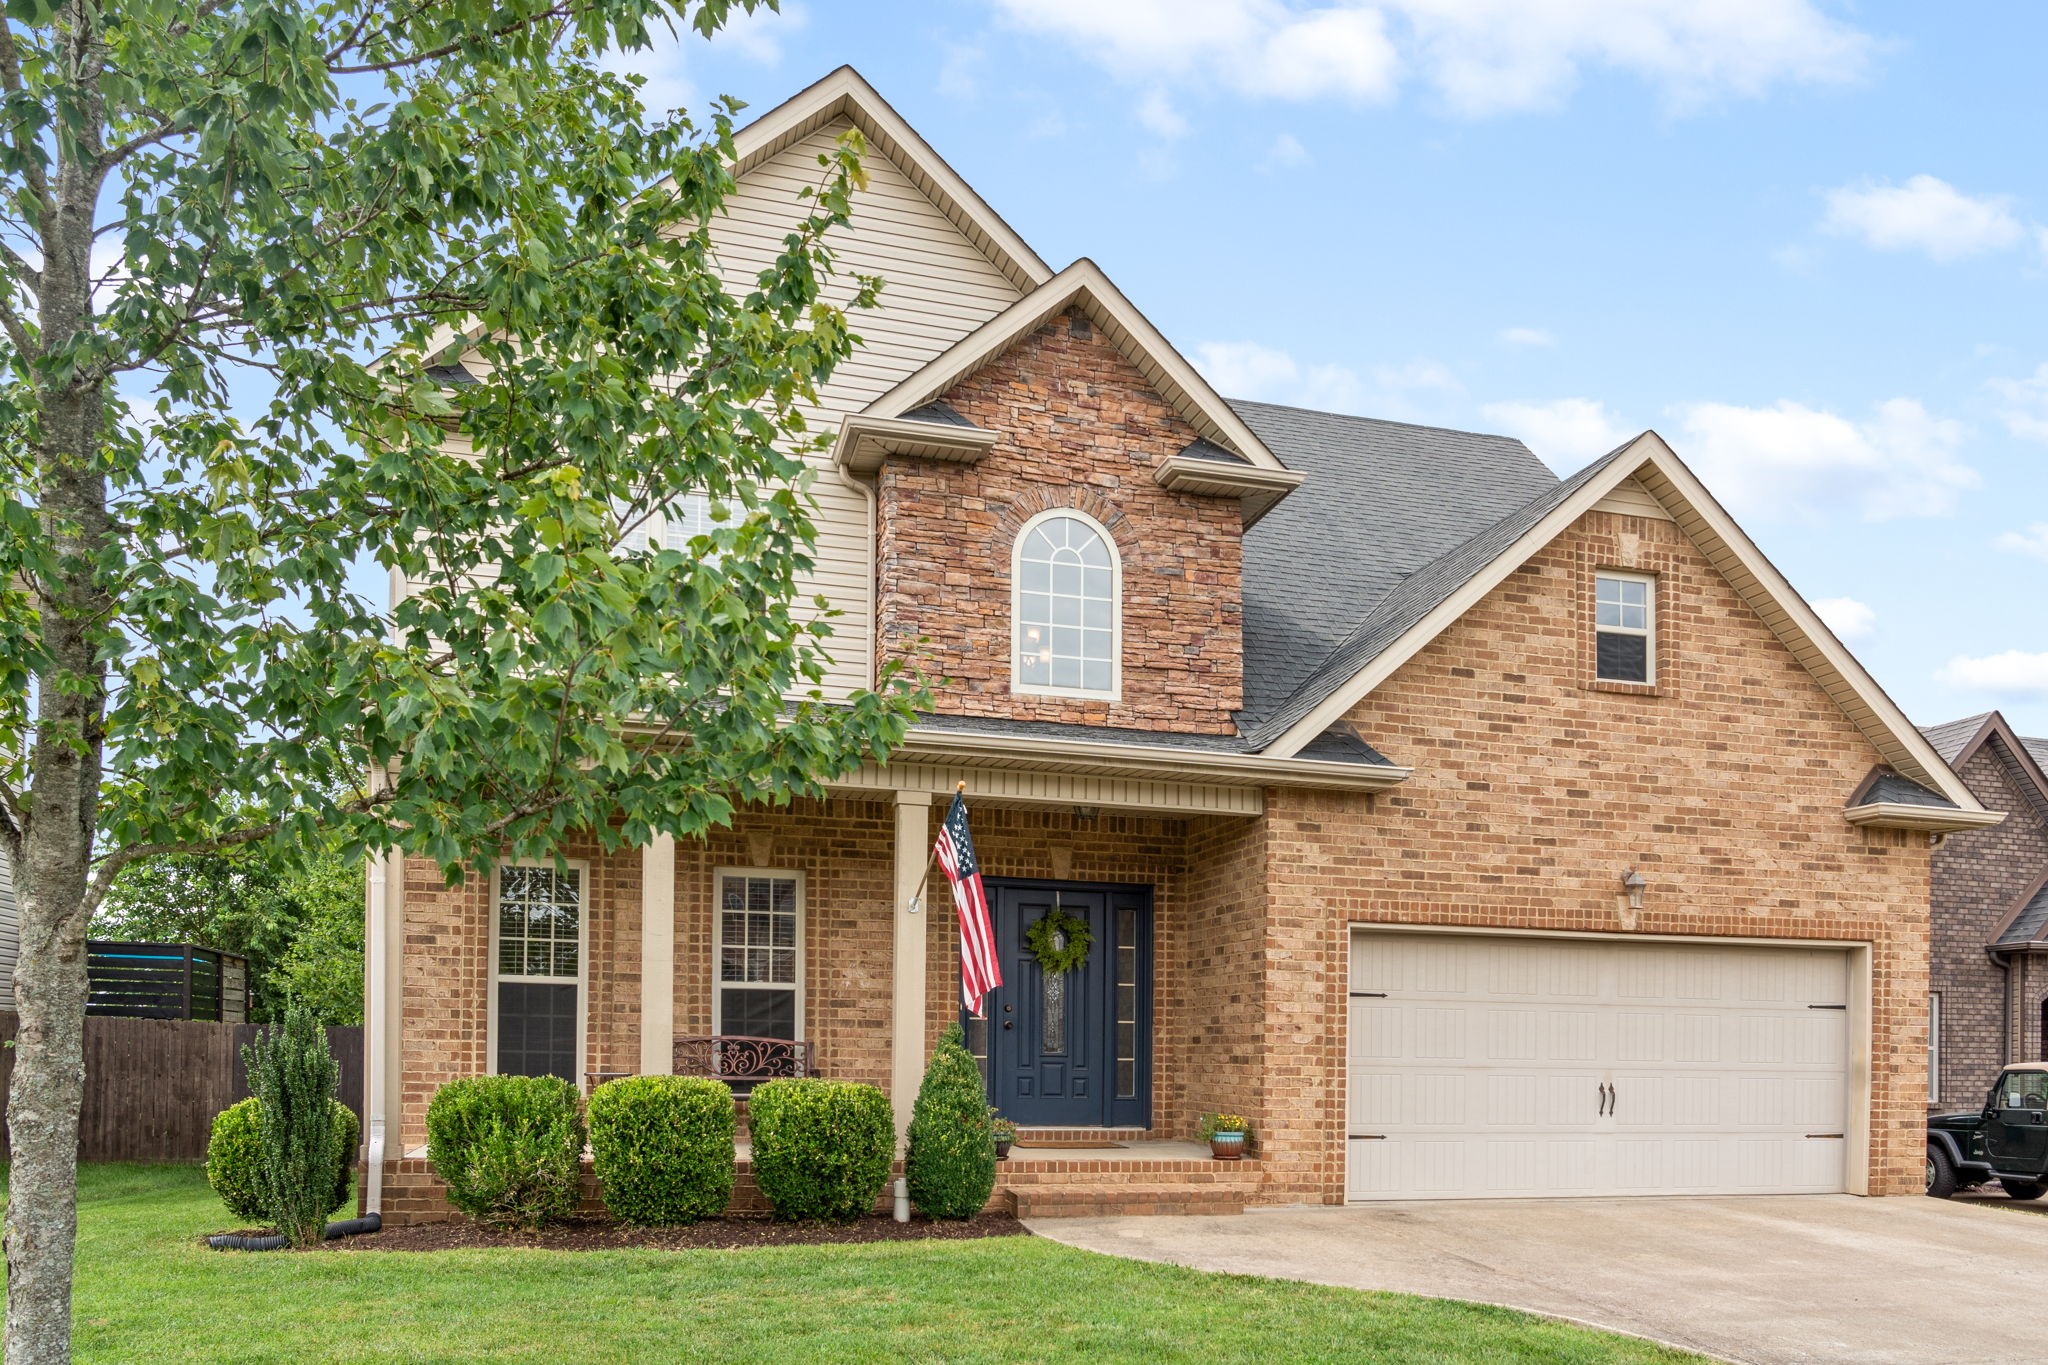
[{"xmin": 1928, "ymin": 1063, "xmax": 2048, "ymax": 1200}]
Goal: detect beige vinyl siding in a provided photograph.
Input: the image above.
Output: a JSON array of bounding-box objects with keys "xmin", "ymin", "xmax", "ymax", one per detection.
[
  {"xmin": 1591, "ymin": 476, "xmax": 1675, "ymax": 522},
  {"xmin": 709, "ymin": 118, "xmax": 1024, "ymax": 697},
  {"xmin": 405, "ymin": 119, "xmax": 1024, "ymax": 700}
]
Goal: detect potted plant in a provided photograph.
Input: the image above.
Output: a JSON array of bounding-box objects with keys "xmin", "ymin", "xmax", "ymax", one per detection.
[
  {"xmin": 989, "ymin": 1110, "xmax": 1017, "ymax": 1160},
  {"xmin": 1199, "ymin": 1113, "xmax": 1250, "ymax": 1160}
]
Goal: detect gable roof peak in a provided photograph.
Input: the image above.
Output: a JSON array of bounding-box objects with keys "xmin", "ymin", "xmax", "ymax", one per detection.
[{"xmin": 727, "ymin": 66, "xmax": 1052, "ymax": 294}]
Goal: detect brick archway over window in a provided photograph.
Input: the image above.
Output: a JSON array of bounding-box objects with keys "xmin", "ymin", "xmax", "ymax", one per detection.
[{"xmin": 992, "ymin": 488, "xmax": 1136, "ymax": 571}]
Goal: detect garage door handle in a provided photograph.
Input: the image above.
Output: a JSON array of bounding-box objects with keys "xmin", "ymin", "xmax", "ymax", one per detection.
[{"xmin": 1598, "ymin": 1082, "xmax": 1610, "ymax": 1116}]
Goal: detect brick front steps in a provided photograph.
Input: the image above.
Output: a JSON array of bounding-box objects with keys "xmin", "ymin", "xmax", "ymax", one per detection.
[{"xmin": 374, "ymin": 1143, "xmax": 1256, "ymax": 1226}]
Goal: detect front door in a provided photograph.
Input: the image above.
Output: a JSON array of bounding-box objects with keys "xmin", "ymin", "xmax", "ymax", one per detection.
[{"xmin": 971, "ymin": 881, "xmax": 1150, "ymax": 1130}]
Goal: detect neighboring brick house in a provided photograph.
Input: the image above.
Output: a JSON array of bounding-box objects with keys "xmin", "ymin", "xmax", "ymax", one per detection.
[
  {"xmin": 360, "ymin": 67, "xmax": 2004, "ymax": 1222},
  {"xmin": 1921, "ymin": 712, "xmax": 2048, "ymax": 1111}
]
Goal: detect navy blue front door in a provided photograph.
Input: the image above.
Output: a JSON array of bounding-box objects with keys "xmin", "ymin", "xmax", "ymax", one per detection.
[{"xmin": 972, "ymin": 881, "xmax": 1150, "ymax": 1129}]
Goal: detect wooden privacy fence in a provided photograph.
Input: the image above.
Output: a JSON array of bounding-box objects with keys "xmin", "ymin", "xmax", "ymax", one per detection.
[{"xmin": 0, "ymin": 1015, "xmax": 362, "ymax": 1162}]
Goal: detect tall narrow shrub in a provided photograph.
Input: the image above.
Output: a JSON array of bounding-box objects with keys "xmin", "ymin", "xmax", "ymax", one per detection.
[
  {"xmin": 905, "ymin": 1024, "xmax": 998, "ymax": 1219},
  {"xmin": 242, "ymin": 1006, "xmax": 344, "ymax": 1247}
]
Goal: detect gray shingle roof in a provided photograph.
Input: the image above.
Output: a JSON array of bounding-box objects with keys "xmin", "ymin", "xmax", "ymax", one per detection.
[
  {"xmin": 1851, "ymin": 771, "xmax": 1957, "ymax": 809},
  {"xmin": 426, "ymin": 362, "xmax": 479, "ymax": 388},
  {"xmin": 2027, "ymin": 736, "xmax": 2048, "ymax": 774},
  {"xmin": 1176, "ymin": 437, "xmax": 1247, "ymax": 464},
  {"xmin": 1920, "ymin": 714, "xmax": 1991, "ymax": 764},
  {"xmin": 901, "ymin": 400, "xmax": 977, "ymax": 428},
  {"xmin": 1995, "ymin": 880, "xmax": 2048, "ymax": 949},
  {"xmin": 1231, "ymin": 401, "xmax": 1562, "ymax": 743},
  {"xmin": 907, "ymin": 711, "xmax": 1397, "ymax": 767}
]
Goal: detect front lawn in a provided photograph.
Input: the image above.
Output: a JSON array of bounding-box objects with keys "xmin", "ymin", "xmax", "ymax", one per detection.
[{"xmin": 24, "ymin": 1164, "xmax": 1697, "ymax": 1363}]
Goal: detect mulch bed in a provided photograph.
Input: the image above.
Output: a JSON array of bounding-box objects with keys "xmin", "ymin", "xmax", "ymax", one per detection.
[{"xmin": 313, "ymin": 1212, "xmax": 1029, "ymax": 1253}]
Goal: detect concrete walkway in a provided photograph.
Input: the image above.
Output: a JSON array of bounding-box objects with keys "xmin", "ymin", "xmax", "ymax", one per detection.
[{"xmin": 1028, "ymin": 1195, "xmax": 2047, "ymax": 1364}]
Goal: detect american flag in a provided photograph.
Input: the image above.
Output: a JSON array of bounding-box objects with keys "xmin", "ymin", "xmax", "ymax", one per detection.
[{"xmin": 934, "ymin": 790, "xmax": 1001, "ymax": 1015}]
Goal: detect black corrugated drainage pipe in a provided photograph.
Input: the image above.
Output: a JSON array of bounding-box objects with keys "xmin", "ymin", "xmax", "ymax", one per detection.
[{"xmin": 208, "ymin": 1213, "xmax": 381, "ymax": 1252}]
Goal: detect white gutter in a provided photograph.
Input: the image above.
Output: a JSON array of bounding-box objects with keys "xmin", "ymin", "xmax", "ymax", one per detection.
[
  {"xmin": 1842, "ymin": 802, "xmax": 2005, "ymax": 834},
  {"xmin": 891, "ymin": 725, "xmax": 1411, "ymax": 791}
]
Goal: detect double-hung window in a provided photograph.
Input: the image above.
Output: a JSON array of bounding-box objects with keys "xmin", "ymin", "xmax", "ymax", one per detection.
[
  {"xmin": 715, "ymin": 870, "xmax": 802, "ymax": 1040},
  {"xmin": 1594, "ymin": 572, "xmax": 1656, "ymax": 684},
  {"xmin": 491, "ymin": 863, "xmax": 585, "ymax": 1082}
]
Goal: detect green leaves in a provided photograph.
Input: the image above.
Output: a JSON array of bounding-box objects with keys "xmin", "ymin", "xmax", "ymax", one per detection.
[{"xmin": 0, "ymin": 0, "xmax": 922, "ymax": 885}]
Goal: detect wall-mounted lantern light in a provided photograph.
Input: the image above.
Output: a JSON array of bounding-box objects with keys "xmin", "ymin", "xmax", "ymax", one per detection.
[{"xmin": 1621, "ymin": 867, "xmax": 1647, "ymax": 913}]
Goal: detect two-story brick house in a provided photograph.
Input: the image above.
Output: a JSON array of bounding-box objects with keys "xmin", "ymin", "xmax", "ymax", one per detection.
[
  {"xmin": 1921, "ymin": 711, "xmax": 2048, "ymax": 1112},
  {"xmin": 361, "ymin": 67, "xmax": 2002, "ymax": 1222}
]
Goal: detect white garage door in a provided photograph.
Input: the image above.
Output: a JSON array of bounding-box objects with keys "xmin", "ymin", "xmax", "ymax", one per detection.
[{"xmin": 1347, "ymin": 932, "xmax": 1849, "ymax": 1200}]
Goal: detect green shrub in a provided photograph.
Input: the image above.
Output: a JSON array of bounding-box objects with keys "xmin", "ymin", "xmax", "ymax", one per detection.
[
  {"xmin": 747, "ymin": 1078, "xmax": 893, "ymax": 1222},
  {"xmin": 905, "ymin": 1024, "xmax": 996, "ymax": 1219},
  {"xmin": 425, "ymin": 1074, "xmax": 586, "ymax": 1231},
  {"xmin": 205, "ymin": 1097, "xmax": 358, "ymax": 1225},
  {"xmin": 242, "ymin": 1006, "xmax": 346, "ymax": 1246},
  {"xmin": 587, "ymin": 1076, "xmax": 736, "ymax": 1225}
]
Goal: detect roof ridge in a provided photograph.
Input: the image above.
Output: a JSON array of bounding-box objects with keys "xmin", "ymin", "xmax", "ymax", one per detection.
[{"xmin": 1225, "ymin": 397, "xmax": 1532, "ymax": 445}]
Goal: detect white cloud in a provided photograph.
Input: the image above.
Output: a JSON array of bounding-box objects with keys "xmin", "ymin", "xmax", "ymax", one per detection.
[
  {"xmin": 1672, "ymin": 397, "xmax": 1978, "ymax": 521},
  {"xmin": 937, "ymin": 43, "xmax": 985, "ymax": 99},
  {"xmin": 601, "ymin": 2, "xmax": 807, "ymax": 114},
  {"xmin": 1821, "ymin": 175, "xmax": 2025, "ymax": 261},
  {"xmin": 1480, "ymin": 397, "xmax": 1631, "ymax": 472},
  {"xmin": 1996, "ymin": 523, "xmax": 2048, "ymax": 563},
  {"xmin": 1193, "ymin": 341, "xmax": 1459, "ymax": 416},
  {"xmin": 990, "ymin": 0, "xmax": 1400, "ymax": 104},
  {"xmin": 988, "ymin": 0, "xmax": 1869, "ymax": 117},
  {"xmin": 1394, "ymin": 0, "xmax": 1872, "ymax": 116},
  {"xmin": 1811, "ymin": 596, "xmax": 1876, "ymax": 641},
  {"xmin": 1938, "ymin": 651, "xmax": 2048, "ymax": 699},
  {"xmin": 1137, "ymin": 89, "xmax": 1189, "ymax": 139},
  {"xmin": 1261, "ymin": 132, "xmax": 1310, "ymax": 169},
  {"xmin": 1498, "ymin": 326, "xmax": 1555, "ymax": 347},
  {"xmin": 1989, "ymin": 363, "xmax": 2048, "ymax": 443}
]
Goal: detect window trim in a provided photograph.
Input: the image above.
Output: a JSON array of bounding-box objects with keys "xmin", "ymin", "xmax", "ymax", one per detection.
[
  {"xmin": 1010, "ymin": 507, "xmax": 1123, "ymax": 702},
  {"xmin": 1593, "ymin": 569, "xmax": 1658, "ymax": 686},
  {"xmin": 486, "ymin": 858, "xmax": 590, "ymax": 1086},
  {"xmin": 712, "ymin": 866, "xmax": 806, "ymax": 1041}
]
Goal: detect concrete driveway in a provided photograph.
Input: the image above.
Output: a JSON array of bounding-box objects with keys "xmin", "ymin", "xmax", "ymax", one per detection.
[{"xmin": 1028, "ymin": 1195, "xmax": 2045, "ymax": 1364}]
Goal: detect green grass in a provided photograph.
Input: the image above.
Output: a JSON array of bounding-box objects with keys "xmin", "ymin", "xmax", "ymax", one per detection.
[{"xmin": 23, "ymin": 1164, "xmax": 1699, "ymax": 1363}]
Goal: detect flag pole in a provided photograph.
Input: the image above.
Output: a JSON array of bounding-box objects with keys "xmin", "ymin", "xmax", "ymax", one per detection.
[{"xmin": 908, "ymin": 780, "xmax": 966, "ymax": 913}]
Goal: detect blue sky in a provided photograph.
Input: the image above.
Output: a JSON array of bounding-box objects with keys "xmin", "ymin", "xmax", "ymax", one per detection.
[{"xmin": 626, "ymin": 1, "xmax": 2048, "ymax": 735}]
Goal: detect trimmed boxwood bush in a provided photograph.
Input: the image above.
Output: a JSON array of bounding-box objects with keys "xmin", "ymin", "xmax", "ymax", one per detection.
[
  {"xmin": 205, "ymin": 1097, "xmax": 358, "ymax": 1225},
  {"xmin": 425, "ymin": 1074, "xmax": 585, "ymax": 1231},
  {"xmin": 748, "ymin": 1078, "xmax": 893, "ymax": 1222},
  {"xmin": 905, "ymin": 1024, "xmax": 996, "ymax": 1219},
  {"xmin": 587, "ymin": 1075, "xmax": 736, "ymax": 1225}
]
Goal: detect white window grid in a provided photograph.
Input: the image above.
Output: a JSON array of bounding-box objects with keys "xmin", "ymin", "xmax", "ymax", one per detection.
[
  {"xmin": 1013, "ymin": 510, "xmax": 1121, "ymax": 700},
  {"xmin": 713, "ymin": 869, "xmax": 804, "ymax": 1037},
  {"xmin": 1595, "ymin": 571, "xmax": 1657, "ymax": 683}
]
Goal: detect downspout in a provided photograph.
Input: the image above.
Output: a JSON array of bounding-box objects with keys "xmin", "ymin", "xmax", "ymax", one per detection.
[{"xmin": 363, "ymin": 845, "xmax": 387, "ymax": 1217}]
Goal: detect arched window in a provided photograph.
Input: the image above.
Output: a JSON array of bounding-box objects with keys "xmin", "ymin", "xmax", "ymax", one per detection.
[{"xmin": 1013, "ymin": 511, "xmax": 1120, "ymax": 698}]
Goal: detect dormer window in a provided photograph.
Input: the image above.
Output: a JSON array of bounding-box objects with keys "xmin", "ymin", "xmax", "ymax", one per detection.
[
  {"xmin": 1595, "ymin": 571, "xmax": 1655, "ymax": 684},
  {"xmin": 1014, "ymin": 510, "xmax": 1120, "ymax": 699}
]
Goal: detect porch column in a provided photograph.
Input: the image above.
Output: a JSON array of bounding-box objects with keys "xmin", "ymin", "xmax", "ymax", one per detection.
[
  {"xmin": 639, "ymin": 834, "xmax": 675, "ymax": 1075},
  {"xmin": 892, "ymin": 790, "xmax": 934, "ymax": 1138}
]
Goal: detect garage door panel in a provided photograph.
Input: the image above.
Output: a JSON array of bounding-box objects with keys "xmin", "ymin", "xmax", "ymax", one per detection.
[{"xmin": 1347, "ymin": 932, "xmax": 1850, "ymax": 1201}]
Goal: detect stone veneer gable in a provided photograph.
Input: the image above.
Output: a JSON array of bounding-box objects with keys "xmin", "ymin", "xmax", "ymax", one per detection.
[{"xmin": 874, "ymin": 310, "xmax": 1245, "ymax": 734}]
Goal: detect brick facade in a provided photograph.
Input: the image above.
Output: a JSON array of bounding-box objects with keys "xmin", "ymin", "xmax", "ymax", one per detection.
[
  {"xmin": 874, "ymin": 310, "xmax": 1244, "ymax": 734},
  {"xmin": 1247, "ymin": 506, "xmax": 1936, "ymax": 1200},
  {"xmin": 1929, "ymin": 736, "xmax": 2048, "ymax": 1107}
]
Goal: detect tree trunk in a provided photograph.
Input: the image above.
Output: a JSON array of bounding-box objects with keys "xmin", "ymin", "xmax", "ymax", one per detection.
[{"xmin": 6, "ymin": 45, "xmax": 113, "ymax": 1355}]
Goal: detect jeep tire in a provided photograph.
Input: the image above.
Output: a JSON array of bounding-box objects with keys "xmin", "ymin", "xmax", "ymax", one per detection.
[
  {"xmin": 2000, "ymin": 1176, "xmax": 2046, "ymax": 1201},
  {"xmin": 1927, "ymin": 1145, "xmax": 1960, "ymax": 1199}
]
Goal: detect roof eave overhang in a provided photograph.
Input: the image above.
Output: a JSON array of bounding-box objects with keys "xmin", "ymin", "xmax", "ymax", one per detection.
[
  {"xmin": 1153, "ymin": 455, "xmax": 1305, "ymax": 527},
  {"xmin": 892, "ymin": 725, "xmax": 1410, "ymax": 791},
  {"xmin": 1842, "ymin": 803, "xmax": 2006, "ymax": 833},
  {"xmin": 831, "ymin": 414, "xmax": 998, "ymax": 475}
]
